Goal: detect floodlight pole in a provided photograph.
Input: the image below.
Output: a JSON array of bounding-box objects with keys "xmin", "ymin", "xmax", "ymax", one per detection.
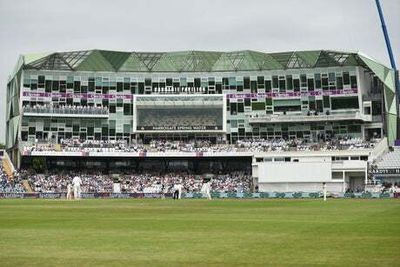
[
  {"xmin": 375, "ymin": 0, "xmax": 397, "ymax": 70},
  {"xmin": 375, "ymin": 0, "xmax": 400, "ymax": 140}
]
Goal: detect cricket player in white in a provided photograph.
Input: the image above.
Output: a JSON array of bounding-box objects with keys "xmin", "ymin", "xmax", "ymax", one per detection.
[
  {"xmin": 177, "ymin": 183, "xmax": 183, "ymax": 199},
  {"xmin": 72, "ymin": 176, "xmax": 82, "ymax": 200},
  {"xmin": 322, "ymin": 182, "xmax": 327, "ymax": 201},
  {"xmin": 66, "ymin": 183, "xmax": 73, "ymax": 200},
  {"xmin": 201, "ymin": 180, "xmax": 212, "ymax": 200},
  {"xmin": 173, "ymin": 183, "xmax": 183, "ymax": 199}
]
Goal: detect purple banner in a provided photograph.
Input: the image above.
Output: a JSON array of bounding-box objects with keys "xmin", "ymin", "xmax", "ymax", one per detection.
[
  {"xmin": 226, "ymin": 88, "xmax": 358, "ymax": 99},
  {"xmin": 22, "ymin": 91, "xmax": 134, "ymax": 100}
]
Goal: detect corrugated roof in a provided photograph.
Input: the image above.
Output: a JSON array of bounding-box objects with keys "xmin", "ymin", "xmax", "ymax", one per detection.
[{"xmin": 22, "ymin": 49, "xmax": 384, "ymax": 72}]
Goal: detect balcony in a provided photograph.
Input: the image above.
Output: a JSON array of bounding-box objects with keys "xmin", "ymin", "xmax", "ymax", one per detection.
[
  {"xmin": 248, "ymin": 111, "xmax": 372, "ymax": 124},
  {"xmin": 22, "ymin": 106, "xmax": 109, "ymax": 118}
]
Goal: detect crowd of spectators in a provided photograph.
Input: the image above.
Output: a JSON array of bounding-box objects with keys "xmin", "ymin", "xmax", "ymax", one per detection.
[
  {"xmin": 24, "ymin": 171, "xmax": 252, "ymax": 194},
  {"xmin": 147, "ymin": 139, "xmax": 236, "ymax": 153},
  {"xmin": 22, "ymin": 136, "xmax": 379, "ymax": 154},
  {"xmin": 236, "ymin": 137, "xmax": 377, "ymax": 152},
  {"xmin": 26, "ymin": 172, "xmax": 114, "ymax": 193},
  {"xmin": 23, "ymin": 139, "xmax": 141, "ymax": 153},
  {"xmin": 0, "ymin": 166, "xmax": 25, "ymax": 193},
  {"xmin": 139, "ymin": 109, "xmax": 219, "ymax": 127}
]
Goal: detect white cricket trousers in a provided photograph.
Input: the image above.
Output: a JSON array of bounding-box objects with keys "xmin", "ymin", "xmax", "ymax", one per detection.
[{"xmin": 74, "ymin": 185, "xmax": 81, "ymax": 199}]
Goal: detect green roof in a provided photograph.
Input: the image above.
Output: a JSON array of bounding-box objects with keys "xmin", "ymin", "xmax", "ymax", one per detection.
[{"xmin": 21, "ymin": 49, "xmax": 382, "ymax": 73}]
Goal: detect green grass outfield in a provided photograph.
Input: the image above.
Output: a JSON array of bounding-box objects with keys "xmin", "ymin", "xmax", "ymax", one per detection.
[{"xmin": 0, "ymin": 199, "xmax": 399, "ymax": 267}]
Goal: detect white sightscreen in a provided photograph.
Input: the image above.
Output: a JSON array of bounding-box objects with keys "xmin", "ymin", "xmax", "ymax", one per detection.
[{"xmin": 258, "ymin": 162, "xmax": 332, "ymax": 183}]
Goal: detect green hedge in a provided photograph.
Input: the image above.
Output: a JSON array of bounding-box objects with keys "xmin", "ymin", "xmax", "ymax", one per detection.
[
  {"xmin": 361, "ymin": 192, "xmax": 372, "ymax": 199},
  {"xmin": 344, "ymin": 192, "xmax": 355, "ymax": 198},
  {"xmin": 380, "ymin": 192, "xmax": 390, "ymax": 198},
  {"xmin": 275, "ymin": 192, "xmax": 285, "ymax": 198},
  {"xmin": 292, "ymin": 192, "xmax": 302, "ymax": 199}
]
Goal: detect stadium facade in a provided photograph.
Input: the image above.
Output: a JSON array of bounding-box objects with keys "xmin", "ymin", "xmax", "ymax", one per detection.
[{"xmin": 5, "ymin": 49, "xmax": 399, "ymax": 192}]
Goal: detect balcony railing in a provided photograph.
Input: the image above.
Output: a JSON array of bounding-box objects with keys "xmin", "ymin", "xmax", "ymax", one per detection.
[
  {"xmin": 22, "ymin": 106, "xmax": 109, "ymax": 118},
  {"xmin": 249, "ymin": 111, "xmax": 372, "ymax": 124}
]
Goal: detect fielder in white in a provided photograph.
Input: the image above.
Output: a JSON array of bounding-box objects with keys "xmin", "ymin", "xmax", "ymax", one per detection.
[
  {"xmin": 66, "ymin": 183, "xmax": 73, "ymax": 200},
  {"xmin": 72, "ymin": 176, "xmax": 82, "ymax": 200},
  {"xmin": 173, "ymin": 183, "xmax": 183, "ymax": 199},
  {"xmin": 201, "ymin": 180, "xmax": 212, "ymax": 200},
  {"xmin": 322, "ymin": 182, "xmax": 327, "ymax": 201}
]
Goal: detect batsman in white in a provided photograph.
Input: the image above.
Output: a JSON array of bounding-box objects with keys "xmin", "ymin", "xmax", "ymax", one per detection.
[{"xmin": 72, "ymin": 176, "xmax": 82, "ymax": 200}]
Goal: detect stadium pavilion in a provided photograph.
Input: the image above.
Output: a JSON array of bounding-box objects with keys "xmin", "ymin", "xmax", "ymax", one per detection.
[{"xmin": 5, "ymin": 49, "xmax": 399, "ymax": 192}]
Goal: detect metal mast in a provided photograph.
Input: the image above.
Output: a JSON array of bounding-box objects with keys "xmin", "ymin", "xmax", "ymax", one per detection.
[{"xmin": 375, "ymin": 0, "xmax": 400, "ymax": 141}]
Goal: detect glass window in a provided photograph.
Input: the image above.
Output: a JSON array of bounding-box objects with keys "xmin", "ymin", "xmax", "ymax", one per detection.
[
  {"xmin": 73, "ymin": 81, "xmax": 80, "ymax": 91},
  {"xmin": 316, "ymin": 100, "xmax": 323, "ymax": 112},
  {"xmin": 38, "ymin": 75, "xmax": 45, "ymax": 84},
  {"xmin": 322, "ymin": 77, "xmax": 328, "ymax": 90},
  {"xmin": 237, "ymin": 103, "xmax": 244, "ymax": 113},
  {"xmin": 343, "ymin": 72, "xmax": 350, "ymax": 85},
  {"xmin": 230, "ymin": 103, "xmax": 237, "ymax": 115},
  {"xmin": 45, "ymin": 80, "xmax": 52, "ymax": 92},
  {"xmin": 328, "ymin": 73, "xmax": 336, "ymax": 82},
  {"xmin": 336, "ymin": 77, "xmax": 343, "ymax": 89},
  {"xmin": 194, "ymin": 78, "xmax": 201, "ymax": 87},
  {"xmin": 265, "ymin": 80, "xmax": 272, "ymax": 91},
  {"xmin": 279, "ymin": 79, "xmax": 286, "ymax": 92},
  {"xmin": 293, "ymin": 79, "xmax": 300, "ymax": 91},
  {"xmin": 244, "ymin": 77, "xmax": 250, "ymax": 89},
  {"xmin": 331, "ymin": 96, "xmax": 359, "ymax": 110},
  {"xmin": 286, "ymin": 75, "xmax": 293, "ymax": 90},
  {"xmin": 307, "ymin": 78, "xmax": 314, "ymax": 91},
  {"xmin": 252, "ymin": 102, "xmax": 265, "ymax": 110},
  {"xmin": 300, "ymin": 74, "xmax": 307, "ymax": 87},
  {"xmin": 314, "ymin": 74, "xmax": 321, "ymax": 89},
  {"xmin": 323, "ymin": 96, "xmax": 330, "ymax": 108},
  {"xmin": 123, "ymin": 104, "xmax": 131, "ymax": 115},
  {"xmin": 117, "ymin": 82, "xmax": 123, "ymax": 92},
  {"xmin": 348, "ymin": 124, "xmax": 361, "ymax": 133},
  {"xmin": 251, "ymin": 81, "xmax": 257, "ymax": 92},
  {"xmin": 138, "ymin": 83, "xmax": 144, "ymax": 94},
  {"xmin": 272, "ymin": 76, "xmax": 278, "ymax": 89},
  {"xmin": 350, "ymin": 76, "xmax": 357, "ymax": 88},
  {"xmin": 88, "ymin": 81, "xmax": 95, "ymax": 92}
]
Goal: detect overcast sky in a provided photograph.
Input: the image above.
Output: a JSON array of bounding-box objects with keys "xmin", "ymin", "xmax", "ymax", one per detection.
[{"xmin": 0, "ymin": 0, "xmax": 399, "ymax": 143}]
